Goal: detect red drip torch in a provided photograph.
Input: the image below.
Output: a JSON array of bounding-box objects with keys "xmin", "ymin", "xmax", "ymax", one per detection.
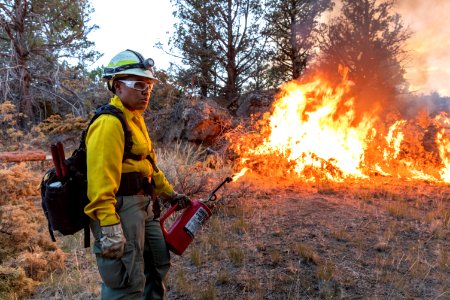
[{"xmin": 160, "ymin": 176, "xmax": 233, "ymax": 255}]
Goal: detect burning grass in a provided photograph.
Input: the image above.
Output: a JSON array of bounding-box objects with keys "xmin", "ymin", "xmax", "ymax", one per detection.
[{"xmin": 226, "ymin": 69, "xmax": 449, "ymax": 184}]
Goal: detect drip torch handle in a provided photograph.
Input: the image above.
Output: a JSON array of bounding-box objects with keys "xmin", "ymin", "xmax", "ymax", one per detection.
[
  {"xmin": 50, "ymin": 144, "xmax": 62, "ymax": 179},
  {"xmin": 56, "ymin": 142, "xmax": 68, "ymax": 178},
  {"xmin": 160, "ymin": 203, "xmax": 179, "ymax": 236}
]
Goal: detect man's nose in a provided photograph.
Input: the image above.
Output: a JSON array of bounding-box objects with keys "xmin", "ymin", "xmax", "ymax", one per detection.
[{"xmin": 141, "ymin": 88, "xmax": 151, "ymax": 96}]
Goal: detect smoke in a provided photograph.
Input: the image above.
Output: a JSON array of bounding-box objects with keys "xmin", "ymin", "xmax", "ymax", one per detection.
[
  {"xmin": 319, "ymin": 0, "xmax": 449, "ymax": 97},
  {"xmin": 313, "ymin": 0, "xmax": 449, "ymax": 120},
  {"xmin": 397, "ymin": 0, "xmax": 450, "ymax": 97}
]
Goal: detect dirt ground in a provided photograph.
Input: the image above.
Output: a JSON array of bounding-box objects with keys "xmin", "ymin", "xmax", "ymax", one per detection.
[
  {"xmin": 33, "ymin": 174, "xmax": 449, "ymax": 300},
  {"xmin": 166, "ymin": 175, "xmax": 450, "ymax": 299}
]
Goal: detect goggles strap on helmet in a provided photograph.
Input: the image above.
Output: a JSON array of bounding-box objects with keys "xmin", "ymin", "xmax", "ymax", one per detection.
[
  {"xmin": 104, "ymin": 63, "xmax": 145, "ymax": 75},
  {"xmin": 104, "ymin": 51, "xmax": 155, "ymax": 75},
  {"xmin": 102, "ymin": 49, "xmax": 157, "ymax": 91}
]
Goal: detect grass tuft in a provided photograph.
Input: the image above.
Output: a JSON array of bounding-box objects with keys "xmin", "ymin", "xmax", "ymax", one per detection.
[
  {"xmin": 294, "ymin": 243, "xmax": 321, "ymax": 265},
  {"xmin": 199, "ymin": 283, "xmax": 217, "ymax": 300},
  {"xmin": 316, "ymin": 261, "xmax": 336, "ymax": 281},
  {"xmin": 228, "ymin": 248, "xmax": 245, "ymax": 266},
  {"xmin": 190, "ymin": 248, "xmax": 202, "ymax": 267},
  {"xmin": 231, "ymin": 217, "xmax": 248, "ymax": 235}
]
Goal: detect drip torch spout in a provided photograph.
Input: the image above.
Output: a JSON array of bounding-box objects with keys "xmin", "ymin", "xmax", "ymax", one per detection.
[{"xmin": 206, "ymin": 176, "xmax": 232, "ymax": 204}]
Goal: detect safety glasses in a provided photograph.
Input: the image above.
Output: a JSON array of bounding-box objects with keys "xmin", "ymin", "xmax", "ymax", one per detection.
[{"xmin": 118, "ymin": 80, "xmax": 153, "ymax": 92}]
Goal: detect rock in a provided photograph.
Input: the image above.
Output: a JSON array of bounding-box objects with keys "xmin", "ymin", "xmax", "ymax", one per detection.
[
  {"xmin": 236, "ymin": 90, "xmax": 276, "ymax": 118},
  {"xmin": 152, "ymin": 97, "xmax": 233, "ymax": 145}
]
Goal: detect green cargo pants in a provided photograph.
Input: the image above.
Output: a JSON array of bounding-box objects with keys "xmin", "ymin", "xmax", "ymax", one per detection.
[{"xmin": 90, "ymin": 194, "xmax": 171, "ymax": 300}]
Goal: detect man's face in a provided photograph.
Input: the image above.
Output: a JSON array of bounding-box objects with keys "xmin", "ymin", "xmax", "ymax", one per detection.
[{"xmin": 114, "ymin": 75, "xmax": 154, "ymax": 111}]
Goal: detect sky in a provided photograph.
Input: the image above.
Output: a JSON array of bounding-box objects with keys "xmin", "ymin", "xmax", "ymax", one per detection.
[
  {"xmin": 87, "ymin": 0, "xmax": 178, "ymax": 70},
  {"xmin": 88, "ymin": 0, "xmax": 450, "ymax": 97}
]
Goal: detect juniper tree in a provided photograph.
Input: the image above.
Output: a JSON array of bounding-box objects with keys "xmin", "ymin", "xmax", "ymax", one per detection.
[
  {"xmin": 0, "ymin": 0, "xmax": 99, "ymax": 126},
  {"xmin": 264, "ymin": 0, "xmax": 332, "ymax": 86},
  {"xmin": 170, "ymin": 0, "xmax": 265, "ymax": 105},
  {"xmin": 317, "ymin": 0, "xmax": 410, "ymax": 115}
]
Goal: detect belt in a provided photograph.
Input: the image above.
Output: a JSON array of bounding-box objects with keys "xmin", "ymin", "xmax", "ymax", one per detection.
[
  {"xmin": 116, "ymin": 172, "xmax": 142, "ymax": 196},
  {"xmin": 115, "ymin": 172, "xmax": 160, "ymax": 217},
  {"xmin": 116, "ymin": 172, "xmax": 150, "ymax": 196},
  {"xmin": 135, "ymin": 189, "xmax": 145, "ymax": 195}
]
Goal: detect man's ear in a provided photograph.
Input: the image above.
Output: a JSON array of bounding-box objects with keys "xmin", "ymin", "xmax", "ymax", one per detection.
[{"xmin": 113, "ymin": 80, "xmax": 121, "ymax": 93}]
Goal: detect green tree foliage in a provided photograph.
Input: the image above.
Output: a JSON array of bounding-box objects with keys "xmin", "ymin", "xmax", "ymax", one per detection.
[
  {"xmin": 210, "ymin": 0, "xmax": 265, "ymax": 102},
  {"xmin": 170, "ymin": 0, "xmax": 265, "ymax": 104},
  {"xmin": 317, "ymin": 0, "xmax": 410, "ymax": 115},
  {"xmin": 264, "ymin": 0, "xmax": 332, "ymax": 86},
  {"xmin": 170, "ymin": 0, "xmax": 216, "ymax": 97},
  {"xmin": 0, "ymin": 0, "xmax": 99, "ymax": 126}
]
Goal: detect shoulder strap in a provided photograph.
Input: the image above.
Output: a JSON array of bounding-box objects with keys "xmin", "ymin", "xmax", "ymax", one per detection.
[{"xmin": 80, "ymin": 104, "xmax": 142, "ymax": 161}]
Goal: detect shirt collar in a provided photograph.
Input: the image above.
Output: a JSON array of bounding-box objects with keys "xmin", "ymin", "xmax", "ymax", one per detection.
[{"xmin": 110, "ymin": 95, "xmax": 142, "ymax": 121}]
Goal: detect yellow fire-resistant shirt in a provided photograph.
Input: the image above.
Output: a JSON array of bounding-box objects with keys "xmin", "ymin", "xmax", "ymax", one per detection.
[{"xmin": 84, "ymin": 96, "xmax": 174, "ymax": 226}]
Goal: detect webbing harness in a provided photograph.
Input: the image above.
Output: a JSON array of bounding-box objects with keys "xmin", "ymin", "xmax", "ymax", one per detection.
[{"xmin": 81, "ymin": 104, "xmax": 159, "ymax": 171}]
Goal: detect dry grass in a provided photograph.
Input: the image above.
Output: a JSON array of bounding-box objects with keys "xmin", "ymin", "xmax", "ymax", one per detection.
[
  {"xmin": 294, "ymin": 243, "xmax": 321, "ymax": 265},
  {"xmin": 199, "ymin": 284, "xmax": 217, "ymax": 300},
  {"xmin": 156, "ymin": 140, "xmax": 232, "ymax": 197},
  {"xmin": 0, "ymin": 266, "xmax": 37, "ymax": 299},
  {"xmin": 1, "ymin": 143, "xmax": 449, "ymax": 299},
  {"xmin": 227, "ymin": 247, "xmax": 245, "ymax": 266},
  {"xmin": 165, "ymin": 176, "xmax": 449, "ymax": 299},
  {"xmin": 0, "ymin": 163, "xmax": 67, "ymax": 299}
]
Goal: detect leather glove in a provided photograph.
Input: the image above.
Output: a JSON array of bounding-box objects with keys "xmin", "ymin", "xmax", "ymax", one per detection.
[
  {"xmin": 100, "ymin": 223, "xmax": 126, "ymax": 259},
  {"xmin": 170, "ymin": 192, "xmax": 191, "ymax": 211}
]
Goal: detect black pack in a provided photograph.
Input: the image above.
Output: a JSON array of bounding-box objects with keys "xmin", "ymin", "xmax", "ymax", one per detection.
[{"xmin": 40, "ymin": 104, "xmax": 137, "ymax": 248}]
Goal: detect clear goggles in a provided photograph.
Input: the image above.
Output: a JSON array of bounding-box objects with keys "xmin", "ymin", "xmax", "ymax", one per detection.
[{"xmin": 118, "ymin": 80, "xmax": 153, "ymax": 92}]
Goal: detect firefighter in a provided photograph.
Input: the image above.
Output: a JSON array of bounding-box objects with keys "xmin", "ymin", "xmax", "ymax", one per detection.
[{"xmin": 84, "ymin": 49, "xmax": 190, "ymax": 299}]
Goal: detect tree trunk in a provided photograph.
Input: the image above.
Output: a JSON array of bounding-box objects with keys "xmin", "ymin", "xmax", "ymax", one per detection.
[
  {"xmin": 15, "ymin": 1, "xmax": 32, "ymax": 127},
  {"xmin": 225, "ymin": 0, "xmax": 238, "ymax": 102},
  {"xmin": 200, "ymin": 46, "xmax": 209, "ymax": 97},
  {"xmin": 0, "ymin": 150, "xmax": 47, "ymax": 162},
  {"xmin": 18, "ymin": 61, "xmax": 32, "ymax": 127},
  {"xmin": 2, "ymin": 0, "xmax": 33, "ymax": 127}
]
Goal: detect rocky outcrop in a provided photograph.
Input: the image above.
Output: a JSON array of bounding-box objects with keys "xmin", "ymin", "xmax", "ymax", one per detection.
[
  {"xmin": 236, "ymin": 89, "xmax": 276, "ymax": 118},
  {"xmin": 149, "ymin": 90, "xmax": 276, "ymax": 145},
  {"xmin": 151, "ymin": 97, "xmax": 233, "ymax": 145}
]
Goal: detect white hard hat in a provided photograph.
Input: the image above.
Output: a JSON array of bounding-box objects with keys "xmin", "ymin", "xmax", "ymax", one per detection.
[{"xmin": 103, "ymin": 49, "xmax": 157, "ymax": 87}]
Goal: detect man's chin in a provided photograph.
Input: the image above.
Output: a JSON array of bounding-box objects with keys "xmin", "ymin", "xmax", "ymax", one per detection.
[{"xmin": 137, "ymin": 103, "xmax": 148, "ymax": 111}]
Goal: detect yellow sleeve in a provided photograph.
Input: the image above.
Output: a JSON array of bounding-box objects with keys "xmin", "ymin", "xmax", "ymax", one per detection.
[
  {"xmin": 149, "ymin": 150, "xmax": 174, "ymax": 200},
  {"xmin": 84, "ymin": 115, "xmax": 124, "ymax": 226}
]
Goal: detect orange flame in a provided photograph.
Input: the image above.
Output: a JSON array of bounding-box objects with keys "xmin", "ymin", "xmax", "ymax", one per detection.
[
  {"xmin": 437, "ymin": 128, "xmax": 450, "ymax": 182},
  {"xmin": 384, "ymin": 120, "xmax": 406, "ymax": 161},
  {"xmin": 232, "ymin": 167, "xmax": 249, "ymax": 182},
  {"xmin": 228, "ymin": 71, "xmax": 450, "ymax": 184},
  {"xmin": 247, "ymin": 73, "xmax": 375, "ymax": 181}
]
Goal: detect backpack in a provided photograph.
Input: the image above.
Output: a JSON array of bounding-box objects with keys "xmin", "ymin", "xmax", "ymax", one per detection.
[{"xmin": 40, "ymin": 104, "xmax": 139, "ymax": 248}]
